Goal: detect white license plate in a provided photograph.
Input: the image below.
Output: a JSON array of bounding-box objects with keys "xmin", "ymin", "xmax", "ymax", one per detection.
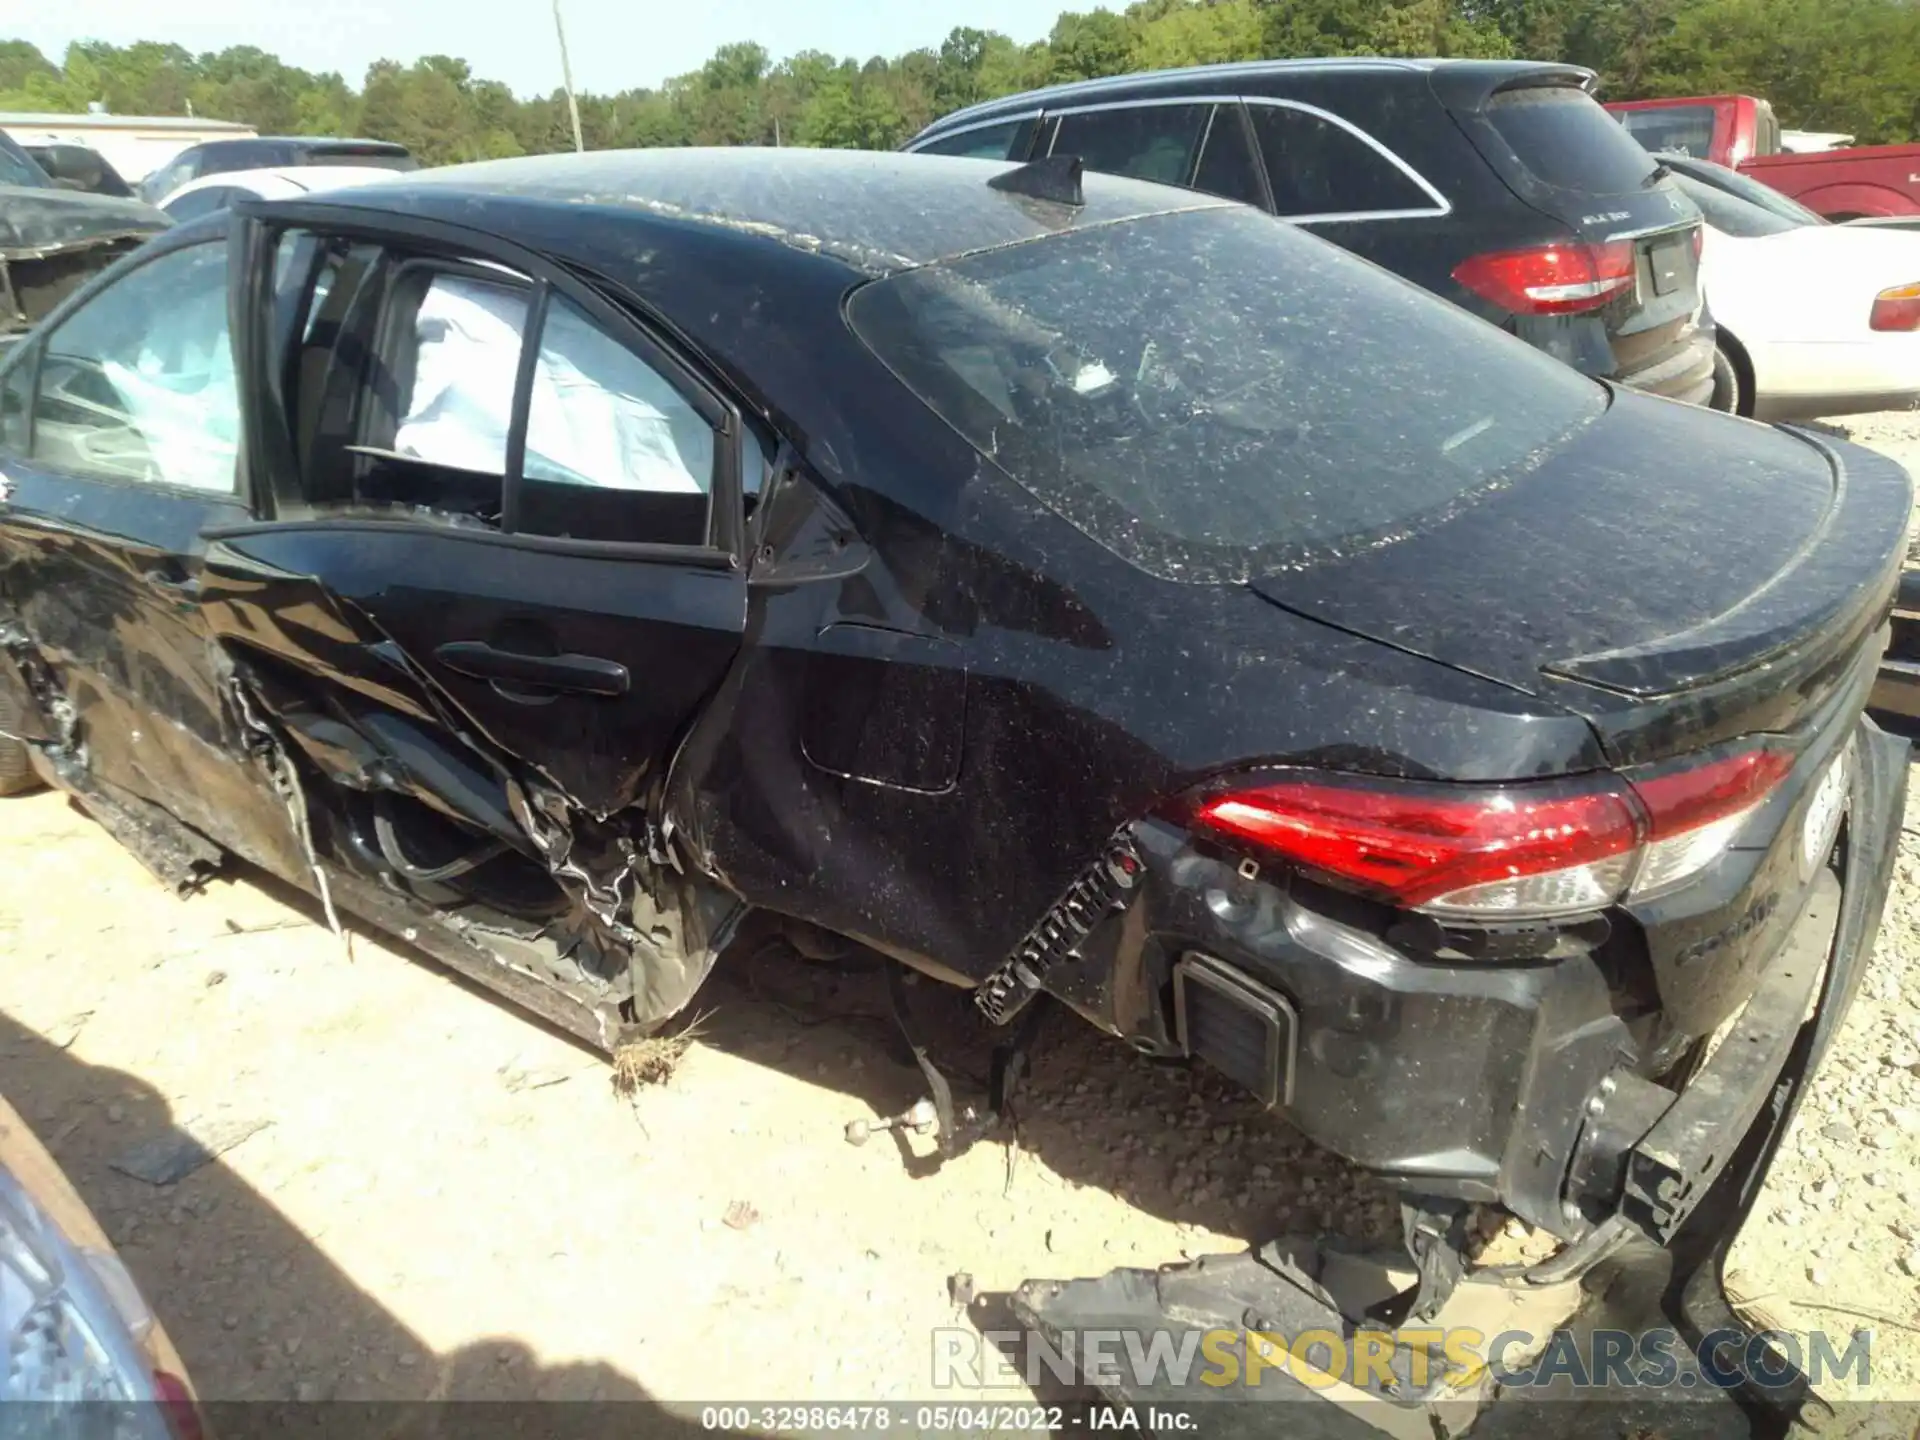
[{"xmin": 1799, "ymin": 741, "xmax": 1852, "ymax": 881}]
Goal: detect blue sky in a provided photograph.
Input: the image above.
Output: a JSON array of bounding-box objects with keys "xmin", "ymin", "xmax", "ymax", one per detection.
[{"xmin": 15, "ymin": 0, "xmax": 1062, "ymax": 98}]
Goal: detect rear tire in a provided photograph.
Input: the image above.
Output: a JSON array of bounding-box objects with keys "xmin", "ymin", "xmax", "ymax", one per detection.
[
  {"xmin": 0, "ymin": 689, "xmax": 42, "ymax": 797},
  {"xmin": 1709, "ymin": 344, "xmax": 1745, "ymax": 416}
]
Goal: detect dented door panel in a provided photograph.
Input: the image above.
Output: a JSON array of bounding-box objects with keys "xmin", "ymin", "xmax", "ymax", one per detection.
[
  {"xmin": 0, "ymin": 464, "xmax": 297, "ymax": 868},
  {"xmin": 198, "ymin": 522, "xmax": 748, "ymax": 823}
]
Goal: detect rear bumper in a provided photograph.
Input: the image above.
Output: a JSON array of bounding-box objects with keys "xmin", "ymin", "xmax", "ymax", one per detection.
[
  {"xmin": 1613, "ymin": 325, "xmax": 1717, "ymax": 407},
  {"xmin": 1046, "ymin": 695, "xmax": 1902, "ymax": 1236},
  {"xmin": 1009, "ymin": 719, "xmax": 1907, "ymax": 1428}
]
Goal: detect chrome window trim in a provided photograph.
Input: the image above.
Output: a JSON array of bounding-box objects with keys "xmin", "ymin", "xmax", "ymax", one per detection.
[
  {"xmin": 905, "ymin": 112, "xmax": 1042, "ymax": 151},
  {"xmin": 910, "ymin": 91, "xmax": 1452, "ymax": 225},
  {"xmin": 917, "ymin": 58, "xmax": 1420, "ymax": 135}
]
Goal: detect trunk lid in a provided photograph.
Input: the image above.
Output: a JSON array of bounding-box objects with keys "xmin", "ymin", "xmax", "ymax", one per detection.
[{"xmin": 1249, "ymin": 392, "xmax": 1910, "ymax": 763}]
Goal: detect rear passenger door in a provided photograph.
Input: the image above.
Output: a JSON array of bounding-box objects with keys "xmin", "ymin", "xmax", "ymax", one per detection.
[
  {"xmin": 1043, "ymin": 101, "xmax": 1268, "ymax": 207},
  {"xmin": 201, "ymin": 208, "xmax": 752, "ymax": 822}
]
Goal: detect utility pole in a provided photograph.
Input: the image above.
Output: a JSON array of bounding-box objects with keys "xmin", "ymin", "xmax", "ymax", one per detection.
[{"xmin": 552, "ymin": 0, "xmax": 585, "ymax": 153}]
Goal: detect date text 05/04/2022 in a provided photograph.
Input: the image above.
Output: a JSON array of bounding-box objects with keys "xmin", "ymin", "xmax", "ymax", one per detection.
[{"xmin": 698, "ymin": 1405, "xmax": 1192, "ymax": 1431}]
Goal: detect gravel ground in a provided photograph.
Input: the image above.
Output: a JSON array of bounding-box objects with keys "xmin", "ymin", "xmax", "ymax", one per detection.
[
  {"xmin": 1719, "ymin": 406, "xmax": 1920, "ymax": 1402},
  {"xmin": 0, "ymin": 407, "xmax": 1914, "ymax": 1417}
]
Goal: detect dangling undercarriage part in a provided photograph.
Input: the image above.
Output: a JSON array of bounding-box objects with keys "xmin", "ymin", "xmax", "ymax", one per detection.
[{"xmin": 221, "ymin": 664, "xmax": 743, "ymax": 1049}]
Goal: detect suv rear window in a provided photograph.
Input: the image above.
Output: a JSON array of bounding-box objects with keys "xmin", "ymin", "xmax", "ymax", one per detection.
[
  {"xmin": 1489, "ymin": 85, "xmax": 1660, "ymax": 193},
  {"xmin": 306, "ymin": 148, "xmax": 417, "ymax": 171},
  {"xmin": 847, "ymin": 207, "xmax": 1603, "ymax": 584}
]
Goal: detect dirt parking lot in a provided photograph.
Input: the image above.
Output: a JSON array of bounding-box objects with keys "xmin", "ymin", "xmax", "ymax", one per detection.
[{"xmin": 1, "ymin": 410, "xmax": 1917, "ymax": 1420}]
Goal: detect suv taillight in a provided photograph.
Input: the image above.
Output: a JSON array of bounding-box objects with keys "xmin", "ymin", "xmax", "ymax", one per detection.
[
  {"xmin": 1453, "ymin": 240, "xmax": 1637, "ymax": 316},
  {"xmin": 1192, "ymin": 747, "xmax": 1793, "ymax": 921},
  {"xmin": 1870, "ymin": 283, "xmax": 1920, "ymax": 332}
]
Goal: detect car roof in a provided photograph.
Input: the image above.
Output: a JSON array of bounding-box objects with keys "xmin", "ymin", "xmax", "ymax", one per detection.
[
  {"xmin": 300, "ymin": 145, "xmax": 1233, "ymax": 277},
  {"xmin": 165, "ymin": 165, "xmax": 406, "ymax": 202},
  {"xmin": 913, "ymin": 57, "xmax": 1594, "ymax": 141}
]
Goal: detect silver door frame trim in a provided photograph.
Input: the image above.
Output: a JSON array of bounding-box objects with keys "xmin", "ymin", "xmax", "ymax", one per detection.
[{"xmin": 909, "ymin": 93, "xmax": 1452, "ymax": 225}]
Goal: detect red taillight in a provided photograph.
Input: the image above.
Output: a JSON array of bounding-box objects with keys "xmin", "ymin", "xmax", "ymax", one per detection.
[
  {"xmin": 1192, "ymin": 746, "xmax": 1794, "ymax": 920},
  {"xmin": 1452, "ymin": 240, "xmax": 1637, "ymax": 316},
  {"xmin": 1633, "ymin": 748, "xmax": 1794, "ymax": 839},
  {"xmin": 1195, "ymin": 777, "xmax": 1640, "ymax": 913},
  {"xmin": 1870, "ymin": 283, "xmax": 1920, "ymax": 332}
]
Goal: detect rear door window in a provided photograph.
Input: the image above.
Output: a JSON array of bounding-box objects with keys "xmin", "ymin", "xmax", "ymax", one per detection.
[
  {"xmin": 1249, "ymin": 103, "xmax": 1438, "ymax": 217},
  {"xmin": 1048, "ymin": 104, "xmax": 1211, "ymax": 188},
  {"xmin": 847, "ymin": 206, "xmax": 1603, "ymax": 584},
  {"xmin": 274, "ymin": 234, "xmax": 718, "ymax": 547},
  {"xmin": 1488, "ymin": 85, "xmax": 1660, "ymax": 192}
]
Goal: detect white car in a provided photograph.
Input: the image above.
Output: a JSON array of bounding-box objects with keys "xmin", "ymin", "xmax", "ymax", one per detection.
[
  {"xmin": 156, "ymin": 165, "xmax": 403, "ymax": 222},
  {"xmin": 1661, "ymin": 154, "xmax": 1920, "ymax": 421}
]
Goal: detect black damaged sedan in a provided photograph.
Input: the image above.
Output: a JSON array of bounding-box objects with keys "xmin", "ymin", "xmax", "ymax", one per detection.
[{"xmin": 0, "ymin": 147, "xmax": 1909, "ymax": 1421}]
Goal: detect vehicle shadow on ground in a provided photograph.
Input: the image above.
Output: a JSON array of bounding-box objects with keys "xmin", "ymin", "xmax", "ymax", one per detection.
[
  {"xmin": 687, "ymin": 942, "xmax": 1402, "ymax": 1245},
  {"xmin": 213, "ymin": 845, "xmax": 1403, "ymax": 1265},
  {"xmin": 0, "ymin": 1004, "xmax": 744, "ymax": 1428}
]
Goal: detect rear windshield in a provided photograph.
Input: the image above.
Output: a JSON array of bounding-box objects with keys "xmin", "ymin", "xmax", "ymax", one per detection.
[
  {"xmin": 1489, "ymin": 85, "xmax": 1661, "ymax": 193},
  {"xmin": 307, "ymin": 148, "xmax": 416, "ymax": 171},
  {"xmin": 1614, "ymin": 105, "xmax": 1718, "ymax": 161},
  {"xmin": 847, "ymin": 207, "xmax": 1604, "ymax": 584}
]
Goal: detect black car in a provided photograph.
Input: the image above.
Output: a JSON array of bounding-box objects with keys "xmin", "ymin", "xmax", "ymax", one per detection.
[
  {"xmin": 136, "ymin": 136, "xmax": 416, "ymax": 205},
  {"xmin": 21, "ymin": 142, "xmax": 139, "ymax": 199},
  {"xmin": 907, "ymin": 58, "xmax": 1718, "ymax": 406},
  {"xmin": 0, "ymin": 130, "xmax": 170, "ymax": 349},
  {"xmin": 0, "ymin": 148, "xmax": 1906, "ymax": 1418}
]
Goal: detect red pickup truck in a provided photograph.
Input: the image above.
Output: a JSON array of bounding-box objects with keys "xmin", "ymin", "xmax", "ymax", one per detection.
[{"xmin": 1606, "ymin": 95, "xmax": 1920, "ymax": 221}]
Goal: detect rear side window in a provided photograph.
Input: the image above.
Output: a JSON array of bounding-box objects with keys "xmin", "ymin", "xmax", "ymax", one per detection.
[
  {"xmin": 1488, "ymin": 85, "xmax": 1659, "ymax": 193},
  {"xmin": 916, "ymin": 122, "xmax": 1026, "ymax": 161},
  {"xmin": 1049, "ymin": 105, "xmax": 1211, "ymax": 188},
  {"xmin": 1249, "ymin": 104, "xmax": 1436, "ymax": 217},
  {"xmin": 848, "ymin": 207, "xmax": 1602, "ymax": 584},
  {"xmin": 1615, "ymin": 106, "xmax": 1718, "ymax": 160}
]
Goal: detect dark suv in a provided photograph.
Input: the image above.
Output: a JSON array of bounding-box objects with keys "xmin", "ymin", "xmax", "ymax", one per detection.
[
  {"xmin": 137, "ymin": 137, "xmax": 416, "ymax": 205},
  {"xmin": 907, "ymin": 59, "xmax": 1717, "ymax": 404}
]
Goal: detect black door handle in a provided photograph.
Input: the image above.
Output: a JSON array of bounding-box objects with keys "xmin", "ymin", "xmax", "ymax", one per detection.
[{"xmin": 434, "ymin": 641, "xmax": 629, "ymax": 697}]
